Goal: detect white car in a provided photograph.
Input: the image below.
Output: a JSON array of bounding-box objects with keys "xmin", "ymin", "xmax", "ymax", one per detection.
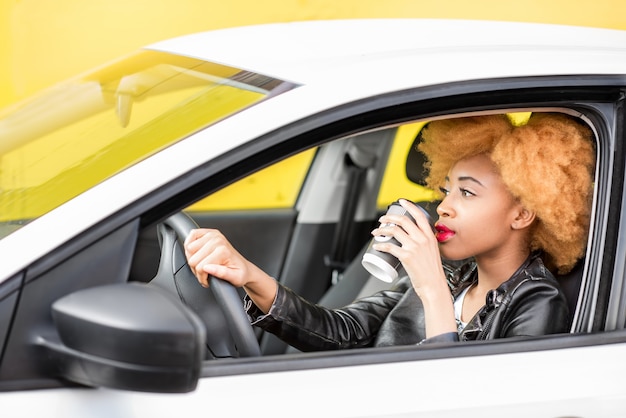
[{"xmin": 1, "ymin": 19, "xmax": 626, "ymax": 417}]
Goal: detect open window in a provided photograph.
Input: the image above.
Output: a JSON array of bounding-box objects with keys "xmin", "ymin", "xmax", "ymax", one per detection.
[{"xmin": 142, "ymin": 109, "xmax": 601, "ymax": 358}]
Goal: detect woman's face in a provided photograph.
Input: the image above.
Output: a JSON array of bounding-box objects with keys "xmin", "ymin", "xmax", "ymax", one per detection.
[{"xmin": 435, "ymin": 153, "xmax": 524, "ymax": 262}]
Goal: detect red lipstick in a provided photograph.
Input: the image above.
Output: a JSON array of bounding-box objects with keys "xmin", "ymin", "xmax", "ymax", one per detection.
[{"xmin": 435, "ymin": 223, "xmax": 455, "ymax": 243}]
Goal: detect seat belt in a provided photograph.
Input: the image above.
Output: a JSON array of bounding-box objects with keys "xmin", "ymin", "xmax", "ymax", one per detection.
[{"xmin": 324, "ymin": 143, "xmax": 376, "ymax": 284}]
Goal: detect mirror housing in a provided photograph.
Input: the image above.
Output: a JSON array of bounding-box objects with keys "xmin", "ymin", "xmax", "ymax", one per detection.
[{"xmin": 37, "ymin": 282, "xmax": 206, "ymax": 393}]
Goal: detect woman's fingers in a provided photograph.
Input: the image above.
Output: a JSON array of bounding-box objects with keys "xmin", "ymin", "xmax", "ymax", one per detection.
[
  {"xmin": 184, "ymin": 228, "xmax": 244, "ymax": 287},
  {"xmin": 399, "ymin": 199, "xmax": 434, "ymax": 235},
  {"xmin": 371, "ymin": 200, "xmax": 445, "ymax": 295}
]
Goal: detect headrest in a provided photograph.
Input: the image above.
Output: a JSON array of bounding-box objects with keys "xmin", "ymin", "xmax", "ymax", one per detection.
[
  {"xmin": 405, "ymin": 128, "xmax": 428, "ymax": 186},
  {"xmin": 405, "ymin": 125, "xmax": 441, "ymax": 220}
]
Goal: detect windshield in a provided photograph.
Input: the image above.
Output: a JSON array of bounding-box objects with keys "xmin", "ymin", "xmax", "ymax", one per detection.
[{"xmin": 0, "ymin": 50, "xmax": 291, "ymax": 239}]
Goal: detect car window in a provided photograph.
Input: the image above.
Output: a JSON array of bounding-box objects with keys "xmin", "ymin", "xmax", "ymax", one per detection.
[
  {"xmin": 377, "ymin": 121, "xmax": 437, "ymax": 209},
  {"xmin": 187, "ymin": 148, "xmax": 316, "ymax": 211},
  {"xmin": 176, "ymin": 109, "xmax": 598, "ymax": 360},
  {"xmin": 187, "ymin": 122, "xmax": 438, "ymax": 214},
  {"xmin": 0, "ymin": 50, "xmax": 292, "ymax": 239}
]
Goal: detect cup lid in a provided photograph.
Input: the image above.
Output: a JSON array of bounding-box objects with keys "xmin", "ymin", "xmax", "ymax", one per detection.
[{"xmin": 361, "ymin": 253, "xmax": 398, "ymax": 283}]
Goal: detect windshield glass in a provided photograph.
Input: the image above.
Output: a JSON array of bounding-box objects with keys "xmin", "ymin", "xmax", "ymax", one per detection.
[{"xmin": 0, "ymin": 50, "xmax": 291, "ymax": 239}]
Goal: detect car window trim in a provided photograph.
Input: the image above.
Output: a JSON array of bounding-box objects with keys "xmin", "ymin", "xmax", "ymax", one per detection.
[{"xmin": 200, "ymin": 329, "xmax": 626, "ymax": 379}]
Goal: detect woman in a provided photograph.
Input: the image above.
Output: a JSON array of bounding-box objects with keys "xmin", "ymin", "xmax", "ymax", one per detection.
[{"xmin": 184, "ymin": 112, "xmax": 595, "ymax": 351}]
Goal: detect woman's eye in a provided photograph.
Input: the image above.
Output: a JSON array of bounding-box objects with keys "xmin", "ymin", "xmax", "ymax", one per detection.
[
  {"xmin": 460, "ymin": 188, "xmax": 475, "ymax": 197},
  {"xmin": 439, "ymin": 186, "xmax": 450, "ymax": 196}
]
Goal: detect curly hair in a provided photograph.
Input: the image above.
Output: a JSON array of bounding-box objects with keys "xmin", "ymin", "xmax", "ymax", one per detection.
[{"xmin": 418, "ymin": 113, "xmax": 595, "ymax": 274}]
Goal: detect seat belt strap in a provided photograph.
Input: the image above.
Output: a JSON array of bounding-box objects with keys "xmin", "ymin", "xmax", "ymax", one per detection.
[{"xmin": 325, "ymin": 143, "xmax": 376, "ymax": 283}]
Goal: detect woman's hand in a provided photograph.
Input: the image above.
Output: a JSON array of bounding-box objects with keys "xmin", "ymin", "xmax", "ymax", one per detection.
[
  {"xmin": 184, "ymin": 228, "xmax": 277, "ymax": 313},
  {"xmin": 371, "ymin": 200, "xmax": 444, "ymax": 295},
  {"xmin": 371, "ymin": 199, "xmax": 456, "ymax": 337},
  {"xmin": 184, "ymin": 228, "xmax": 251, "ymax": 287}
]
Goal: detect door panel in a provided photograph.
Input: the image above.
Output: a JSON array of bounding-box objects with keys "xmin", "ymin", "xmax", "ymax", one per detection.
[{"xmin": 190, "ymin": 209, "xmax": 297, "ymax": 280}]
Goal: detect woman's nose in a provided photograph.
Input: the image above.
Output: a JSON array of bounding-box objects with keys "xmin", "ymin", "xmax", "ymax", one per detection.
[{"xmin": 436, "ymin": 198, "xmax": 453, "ymax": 218}]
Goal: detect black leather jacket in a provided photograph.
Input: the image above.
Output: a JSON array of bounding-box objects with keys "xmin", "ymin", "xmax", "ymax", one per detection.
[{"xmin": 246, "ymin": 253, "xmax": 570, "ymax": 352}]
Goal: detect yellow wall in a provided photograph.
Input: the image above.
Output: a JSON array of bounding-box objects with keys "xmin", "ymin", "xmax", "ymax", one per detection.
[{"xmin": 1, "ymin": 0, "xmax": 624, "ymax": 110}]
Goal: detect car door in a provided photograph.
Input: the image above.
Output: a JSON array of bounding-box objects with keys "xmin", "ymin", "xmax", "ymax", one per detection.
[{"xmin": 2, "ymin": 75, "xmax": 626, "ymax": 417}]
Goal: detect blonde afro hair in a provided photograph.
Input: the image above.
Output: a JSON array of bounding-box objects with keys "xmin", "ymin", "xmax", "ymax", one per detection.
[{"xmin": 418, "ymin": 113, "xmax": 595, "ymax": 274}]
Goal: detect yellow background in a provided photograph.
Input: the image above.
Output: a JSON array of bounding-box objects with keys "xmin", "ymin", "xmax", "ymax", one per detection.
[
  {"xmin": 1, "ymin": 1, "xmax": 623, "ymax": 212},
  {"xmin": 2, "ymin": 0, "xmax": 624, "ymax": 110}
]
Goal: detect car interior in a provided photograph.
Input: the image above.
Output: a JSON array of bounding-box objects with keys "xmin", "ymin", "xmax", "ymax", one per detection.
[{"xmin": 129, "ymin": 111, "xmax": 593, "ymax": 359}]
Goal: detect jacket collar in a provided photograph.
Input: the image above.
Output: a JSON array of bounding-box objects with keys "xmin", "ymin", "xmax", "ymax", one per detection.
[{"xmin": 447, "ymin": 251, "xmax": 545, "ymax": 299}]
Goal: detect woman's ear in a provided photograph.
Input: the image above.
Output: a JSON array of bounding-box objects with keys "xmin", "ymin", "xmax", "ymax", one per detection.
[{"xmin": 511, "ymin": 206, "xmax": 536, "ymax": 230}]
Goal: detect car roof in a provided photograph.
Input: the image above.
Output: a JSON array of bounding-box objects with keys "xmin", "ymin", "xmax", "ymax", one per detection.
[{"xmin": 147, "ymin": 19, "xmax": 626, "ymax": 85}]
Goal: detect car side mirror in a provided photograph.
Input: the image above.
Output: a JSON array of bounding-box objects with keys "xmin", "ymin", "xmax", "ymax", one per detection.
[{"xmin": 37, "ymin": 282, "xmax": 206, "ymax": 393}]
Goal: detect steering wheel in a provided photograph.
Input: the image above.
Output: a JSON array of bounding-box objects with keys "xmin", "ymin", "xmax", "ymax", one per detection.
[{"xmin": 150, "ymin": 211, "xmax": 261, "ymax": 358}]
